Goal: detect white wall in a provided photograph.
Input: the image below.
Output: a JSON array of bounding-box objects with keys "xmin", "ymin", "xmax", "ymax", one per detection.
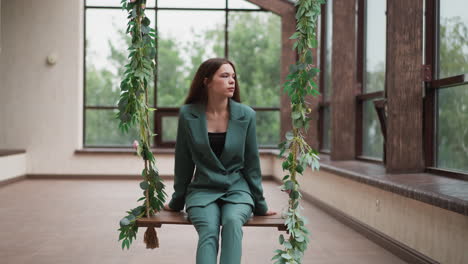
[
  {"xmin": 0, "ymin": 153, "xmax": 27, "ymax": 181},
  {"xmin": 0, "ymin": 0, "xmax": 275, "ymax": 177},
  {"xmin": 0, "ymin": 0, "xmax": 84, "ymax": 174},
  {"xmin": 0, "ymin": 0, "xmax": 150, "ymax": 175}
]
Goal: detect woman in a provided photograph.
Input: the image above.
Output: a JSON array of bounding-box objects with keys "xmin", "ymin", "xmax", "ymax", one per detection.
[{"xmin": 163, "ymin": 58, "xmax": 276, "ymax": 264}]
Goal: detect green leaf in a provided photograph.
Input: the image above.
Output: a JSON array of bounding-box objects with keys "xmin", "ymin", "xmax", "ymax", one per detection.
[
  {"xmin": 279, "ymin": 234, "xmax": 285, "ymax": 244},
  {"xmin": 292, "ymin": 201, "xmax": 299, "ymax": 209},
  {"xmin": 290, "ymin": 191, "xmax": 300, "ymax": 199},
  {"xmin": 142, "ymin": 17, "xmax": 150, "ymax": 26},
  {"xmin": 289, "ymin": 64, "xmax": 298, "ymax": 74},
  {"xmin": 140, "ymin": 181, "xmax": 149, "ymax": 190},
  {"xmin": 296, "ymin": 164, "xmax": 304, "ymax": 174},
  {"xmin": 141, "ymin": 25, "xmax": 150, "ymax": 34},
  {"xmin": 131, "ymin": 206, "xmax": 144, "ymax": 216},
  {"xmin": 150, "ymin": 197, "xmax": 158, "ymax": 209},
  {"xmin": 119, "ymin": 231, "xmax": 125, "ymax": 241},
  {"xmin": 120, "ymin": 218, "xmax": 130, "ymax": 227},
  {"xmin": 284, "ymin": 180, "xmax": 294, "ymax": 190},
  {"xmin": 295, "ymin": 234, "xmax": 304, "ymax": 242},
  {"xmin": 291, "ymin": 111, "xmax": 301, "ymax": 120},
  {"xmin": 289, "ymin": 32, "xmax": 300, "ymax": 40}
]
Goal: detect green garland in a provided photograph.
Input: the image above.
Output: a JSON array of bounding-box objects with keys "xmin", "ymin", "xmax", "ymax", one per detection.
[
  {"xmin": 273, "ymin": 0, "xmax": 324, "ymax": 263},
  {"xmin": 113, "ymin": 0, "xmax": 323, "ymax": 254},
  {"xmin": 115, "ymin": 0, "xmax": 166, "ymax": 250}
]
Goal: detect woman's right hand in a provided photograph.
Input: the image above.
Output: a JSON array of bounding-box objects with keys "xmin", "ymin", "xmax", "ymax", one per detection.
[{"xmin": 163, "ymin": 203, "xmax": 176, "ymax": 211}]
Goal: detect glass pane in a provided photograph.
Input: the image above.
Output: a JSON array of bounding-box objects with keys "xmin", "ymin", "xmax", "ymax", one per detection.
[
  {"xmin": 437, "ymin": 84, "xmax": 468, "ymax": 172},
  {"xmin": 439, "ymin": 0, "xmax": 468, "ymax": 78},
  {"xmin": 362, "ymin": 100, "xmax": 384, "ymax": 159},
  {"xmin": 86, "ymin": 0, "xmax": 155, "ymax": 7},
  {"xmin": 364, "ymin": 0, "xmax": 386, "ymax": 93},
  {"xmin": 228, "ymin": 11, "xmax": 281, "ymax": 107},
  {"xmin": 228, "ymin": 0, "xmax": 261, "ymax": 9},
  {"xmin": 157, "ymin": 10, "xmax": 225, "ymax": 107},
  {"xmin": 322, "ymin": 106, "xmax": 331, "ymax": 151},
  {"xmin": 158, "ymin": 0, "xmax": 225, "ymax": 9},
  {"xmin": 161, "ymin": 116, "xmax": 178, "ymax": 142},
  {"xmin": 323, "ymin": 2, "xmax": 333, "ymax": 100},
  {"xmin": 256, "ymin": 111, "xmax": 280, "ymax": 146},
  {"xmin": 85, "ymin": 109, "xmax": 155, "ymax": 146},
  {"xmin": 86, "ymin": 9, "xmax": 155, "ymax": 106}
]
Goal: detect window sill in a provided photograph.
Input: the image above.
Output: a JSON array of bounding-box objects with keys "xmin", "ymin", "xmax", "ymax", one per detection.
[
  {"xmin": 0, "ymin": 149, "xmax": 26, "ymax": 157},
  {"xmin": 74, "ymin": 148, "xmax": 175, "ymax": 155},
  {"xmin": 314, "ymin": 154, "xmax": 468, "ymax": 216},
  {"xmin": 74, "ymin": 147, "xmax": 280, "ymax": 155}
]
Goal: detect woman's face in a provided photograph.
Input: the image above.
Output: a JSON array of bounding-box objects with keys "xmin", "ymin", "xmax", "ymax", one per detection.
[{"xmin": 205, "ymin": 63, "xmax": 236, "ymax": 99}]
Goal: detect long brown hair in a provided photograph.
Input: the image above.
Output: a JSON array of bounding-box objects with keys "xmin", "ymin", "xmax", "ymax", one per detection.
[{"xmin": 184, "ymin": 58, "xmax": 241, "ymax": 105}]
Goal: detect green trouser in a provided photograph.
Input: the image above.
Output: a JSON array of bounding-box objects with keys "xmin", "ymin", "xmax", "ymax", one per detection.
[{"xmin": 187, "ymin": 199, "xmax": 253, "ymax": 264}]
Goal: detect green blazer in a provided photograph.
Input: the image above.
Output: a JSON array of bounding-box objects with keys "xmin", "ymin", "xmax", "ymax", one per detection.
[{"xmin": 168, "ymin": 98, "xmax": 269, "ymax": 215}]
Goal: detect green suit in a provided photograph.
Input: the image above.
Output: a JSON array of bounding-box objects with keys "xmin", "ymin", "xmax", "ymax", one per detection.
[
  {"xmin": 168, "ymin": 98, "xmax": 269, "ymax": 215},
  {"xmin": 168, "ymin": 98, "xmax": 269, "ymax": 264}
]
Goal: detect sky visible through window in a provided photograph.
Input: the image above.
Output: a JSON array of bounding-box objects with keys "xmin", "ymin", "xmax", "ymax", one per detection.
[{"xmin": 86, "ymin": 0, "xmax": 260, "ymax": 72}]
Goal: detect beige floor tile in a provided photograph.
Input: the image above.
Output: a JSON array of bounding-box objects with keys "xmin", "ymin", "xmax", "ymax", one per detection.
[{"xmin": 0, "ymin": 179, "xmax": 407, "ymax": 264}]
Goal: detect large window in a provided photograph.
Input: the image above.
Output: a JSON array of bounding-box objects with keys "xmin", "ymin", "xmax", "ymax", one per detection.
[
  {"xmin": 319, "ymin": 1, "xmax": 332, "ymax": 152},
  {"xmin": 425, "ymin": 0, "xmax": 468, "ymax": 174},
  {"xmin": 356, "ymin": 0, "xmax": 386, "ymax": 161},
  {"xmin": 84, "ymin": 0, "xmax": 281, "ymax": 148}
]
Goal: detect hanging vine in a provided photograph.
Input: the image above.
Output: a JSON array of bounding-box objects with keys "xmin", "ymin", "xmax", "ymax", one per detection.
[
  {"xmin": 116, "ymin": 0, "xmax": 166, "ymax": 250},
  {"xmin": 273, "ymin": 0, "xmax": 324, "ymax": 263}
]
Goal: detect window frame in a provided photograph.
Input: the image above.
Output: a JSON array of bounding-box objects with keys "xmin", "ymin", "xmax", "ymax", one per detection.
[
  {"xmin": 355, "ymin": 0, "xmax": 386, "ymax": 164},
  {"xmin": 423, "ymin": 0, "xmax": 468, "ymax": 180},
  {"xmin": 83, "ymin": 1, "xmax": 281, "ymax": 149},
  {"xmin": 318, "ymin": 2, "xmax": 332, "ymax": 154}
]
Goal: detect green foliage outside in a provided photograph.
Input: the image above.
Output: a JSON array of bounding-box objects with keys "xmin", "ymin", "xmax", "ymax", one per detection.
[
  {"xmin": 362, "ymin": 61, "xmax": 385, "ymax": 159},
  {"xmin": 85, "ymin": 11, "xmax": 281, "ymax": 147},
  {"xmin": 361, "ymin": 16, "xmax": 468, "ymax": 170},
  {"xmin": 437, "ymin": 17, "xmax": 468, "ymax": 172}
]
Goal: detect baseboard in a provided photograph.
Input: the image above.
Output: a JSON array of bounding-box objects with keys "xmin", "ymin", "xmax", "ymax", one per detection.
[
  {"xmin": 1, "ymin": 174, "xmax": 275, "ymax": 183},
  {"xmin": 0, "ymin": 175, "xmax": 27, "ymax": 188},
  {"xmin": 26, "ymin": 174, "xmax": 174, "ymax": 180}
]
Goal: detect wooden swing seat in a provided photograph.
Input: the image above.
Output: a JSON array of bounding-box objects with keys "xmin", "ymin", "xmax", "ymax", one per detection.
[{"xmin": 136, "ymin": 210, "xmax": 287, "ymax": 231}]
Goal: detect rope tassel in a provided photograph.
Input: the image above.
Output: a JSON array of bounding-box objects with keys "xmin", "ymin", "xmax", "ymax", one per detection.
[{"xmin": 144, "ymin": 226, "xmax": 159, "ymax": 249}]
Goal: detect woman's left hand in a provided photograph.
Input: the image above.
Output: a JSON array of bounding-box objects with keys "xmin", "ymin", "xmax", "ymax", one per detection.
[{"xmin": 263, "ymin": 210, "xmax": 277, "ymax": 216}]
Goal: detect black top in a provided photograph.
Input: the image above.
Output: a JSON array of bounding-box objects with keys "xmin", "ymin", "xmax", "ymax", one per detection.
[{"xmin": 208, "ymin": 132, "xmax": 226, "ymax": 159}]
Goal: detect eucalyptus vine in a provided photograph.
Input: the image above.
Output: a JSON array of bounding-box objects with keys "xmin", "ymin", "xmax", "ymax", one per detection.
[
  {"xmin": 116, "ymin": 0, "xmax": 166, "ymax": 250},
  {"xmin": 273, "ymin": 0, "xmax": 324, "ymax": 263}
]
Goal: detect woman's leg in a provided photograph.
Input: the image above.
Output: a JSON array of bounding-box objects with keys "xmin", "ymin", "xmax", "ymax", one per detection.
[
  {"xmin": 219, "ymin": 203, "xmax": 253, "ymax": 264},
  {"xmin": 187, "ymin": 202, "xmax": 222, "ymax": 264}
]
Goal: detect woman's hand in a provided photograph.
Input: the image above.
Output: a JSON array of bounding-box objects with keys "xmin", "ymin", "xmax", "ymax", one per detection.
[
  {"xmin": 162, "ymin": 203, "xmax": 176, "ymax": 211},
  {"xmin": 263, "ymin": 210, "xmax": 277, "ymax": 216}
]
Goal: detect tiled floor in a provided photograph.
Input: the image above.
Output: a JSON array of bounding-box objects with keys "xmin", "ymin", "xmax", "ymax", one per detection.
[{"xmin": 0, "ymin": 179, "xmax": 407, "ymax": 264}]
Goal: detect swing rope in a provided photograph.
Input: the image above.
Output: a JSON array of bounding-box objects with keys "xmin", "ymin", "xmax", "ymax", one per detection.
[
  {"xmin": 116, "ymin": 0, "xmax": 165, "ymax": 250},
  {"xmin": 115, "ymin": 1, "xmax": 323, "ymax": 262}
]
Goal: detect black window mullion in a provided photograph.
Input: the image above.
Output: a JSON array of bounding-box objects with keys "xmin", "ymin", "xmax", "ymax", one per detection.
[
  {"xmin": 225, "ymin": 0, "xmax": 229, "ymax": 58},
  {"xmin": 84, "ymin": 1, "xmax": 278, "ymax": 149},
  {"xmin": 154, "ymin": 0, "xmax": 158, "ymax": 147},
  {"xmin": 83, "ymin": 1, "xmax": 87, "ymax": 148}
]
